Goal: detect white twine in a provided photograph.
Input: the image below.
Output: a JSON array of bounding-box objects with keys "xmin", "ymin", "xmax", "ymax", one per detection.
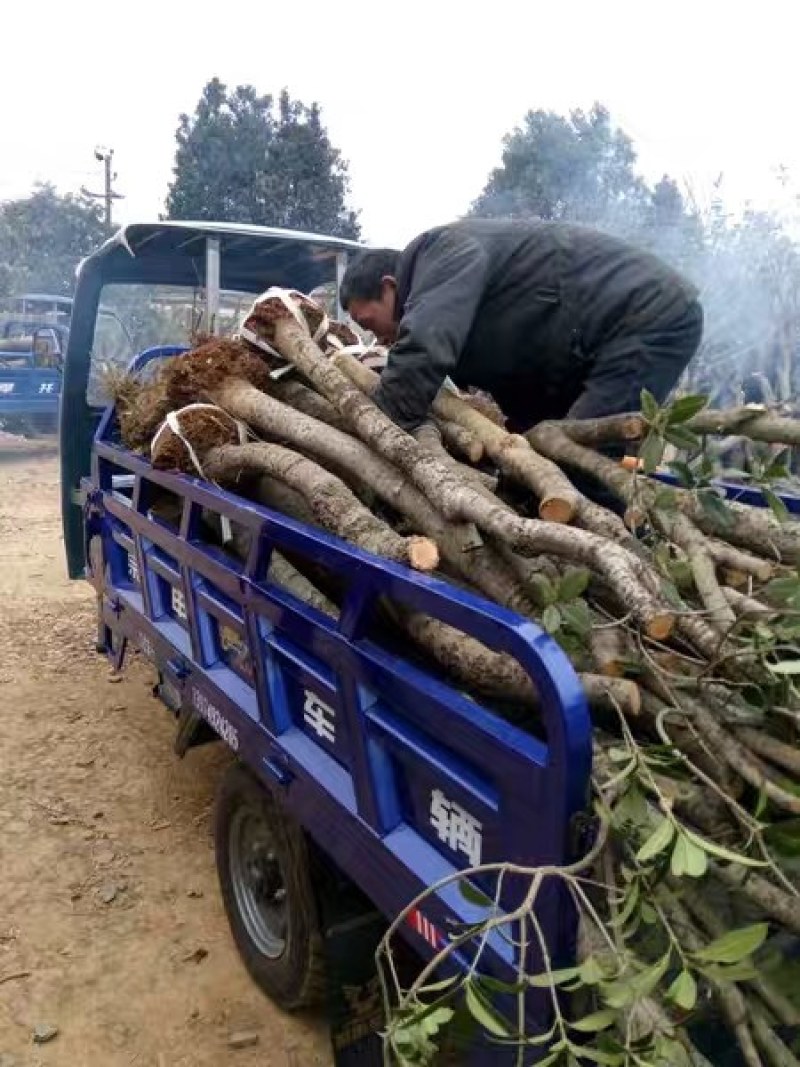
[
  {"xmin": 324, "ymin": 333, "xmax": 391, "ymax": 371},
  {"xmin": 236, "ymin": 287, "xmax": 329, "ymax": 377},
  {"xmin": 151, "ymin": 403, "xmax": 248, "ymax": 481}
]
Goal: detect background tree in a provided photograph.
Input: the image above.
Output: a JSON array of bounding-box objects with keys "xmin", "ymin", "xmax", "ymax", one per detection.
[
  {"xmin": 470, "ymin": 104, "xmax": 649, "ymax": 235},
  {"xmin": 0, "ymin": 183, "xmax": 107, "ymax": 298},
  {"xmin": 165, "ymin": 79, "xmax": 360, "ymax": 238}
]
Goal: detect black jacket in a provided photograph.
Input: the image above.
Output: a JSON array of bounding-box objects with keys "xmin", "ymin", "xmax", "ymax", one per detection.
[{"xmin": 372, "ymin": 218, "xmax": 698, "ymax": 431}]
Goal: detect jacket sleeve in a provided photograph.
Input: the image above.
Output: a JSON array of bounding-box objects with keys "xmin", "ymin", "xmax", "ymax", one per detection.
[{"xmin": 372, "ymin": 228, "xmax": 490, "ymax": 431}]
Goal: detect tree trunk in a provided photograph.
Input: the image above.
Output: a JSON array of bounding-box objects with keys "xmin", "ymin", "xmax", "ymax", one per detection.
[
  {"xmin": 203, "ymin": 442, "xmax": 439, "ymax": 572},
  {"xmin": 334, "ymin": 351, "xmax": 581, "ymax": 523}
]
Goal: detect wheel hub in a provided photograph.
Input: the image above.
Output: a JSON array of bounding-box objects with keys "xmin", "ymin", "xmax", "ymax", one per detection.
[{"xmin": 229, "ymin": 809, "xmax": 288, "ymax": 959}]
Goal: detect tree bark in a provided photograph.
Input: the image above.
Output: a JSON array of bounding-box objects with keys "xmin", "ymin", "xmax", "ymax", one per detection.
[
  {"xmin": 270, "ymin": 377, "xmax": 349, "ymax": 431},
  {"xmin": 435, "ymin": 418, "xmax": 484, "ymax": 463},
  {"xmin": 413, "ymin": 422, "xmax": 496, "ymax": 493},
  {"xmin": 263, "ymin": 329, "xmax": 670, "ymax": 637},
  {"xmin": 653, "ymin": 509, "xmax": 736, "ymax": 627},
  {"xmin": 203, "ymin": 442, "xmax": 439, "ymax": 572},
  {"xmin": 689, "ymin": 406, "xmax": 800, "ymax": 445},
  {"xmin": 706, "ymin": 539, "xmax": 775, "ymax": 582},
  {"xmin": 735, "ymin": 728, "xmax": 800, "ymax": 777},
  {"xmin": 332, "ymin": 351, "xmax": 581, "ymax": 524}
]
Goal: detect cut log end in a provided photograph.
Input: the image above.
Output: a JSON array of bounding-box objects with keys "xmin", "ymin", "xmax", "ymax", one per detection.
[
  {"xmin": 645, "ymin": 613, "xmax": 676, "ymax": 642},
  {"xmin": 538, "ymin": 496, "xmax": 576, "ymax": 524},
  {"xmin": 581, "ymin": 674, "xmax": 642, "ymax": 717},
  {"xmin": 595, "ymin": 657, "xmax": 626, "ymax": 679},
  {"xmin": 722, "ymin": 567, "xmax": 749, "ymax": 589},
  {"xmin": 406, "ymin": 536, "xmax": 440, "ymax": 572},
  {"xmin": 624, "ymin": 504, "xmax": 647, "ymax": 530}
]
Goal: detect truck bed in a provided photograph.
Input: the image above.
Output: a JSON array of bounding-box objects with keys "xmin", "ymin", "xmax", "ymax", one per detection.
[{"xmin": 81, "ymin": 346, "xmax": 594, "ymax": 1053}]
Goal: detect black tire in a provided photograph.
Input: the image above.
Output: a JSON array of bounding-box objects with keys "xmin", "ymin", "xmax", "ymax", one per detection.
[{"xmin": 214, "ymin": 762, "xmax": 326, "ymax": 1010}]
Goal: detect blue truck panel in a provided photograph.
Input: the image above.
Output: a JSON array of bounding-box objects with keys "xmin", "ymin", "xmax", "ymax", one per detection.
[{"xmin": 0, "ymin": 365, "xmax": 61, "ymax": 414}]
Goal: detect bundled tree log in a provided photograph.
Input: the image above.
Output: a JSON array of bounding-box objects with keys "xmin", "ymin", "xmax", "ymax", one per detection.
[
  {"xmin": 331, "ymin": 350, "xmax": 582, "ymax": 524},
  {"xmin": 151, "ymin": 407, "xmax": 439, "ymax": 572},
  {"xmin": 112, "ymin": 289, "xmax": 800, "ymax": 1067}
]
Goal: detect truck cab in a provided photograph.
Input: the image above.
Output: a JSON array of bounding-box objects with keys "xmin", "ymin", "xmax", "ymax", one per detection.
[
  {"xmin": 0, "ymin": 293, "xmax": 129, "ymax": 434},
  {"xmin": 61, "ymin": 221, "xmax": 357, "ymax": 574}
]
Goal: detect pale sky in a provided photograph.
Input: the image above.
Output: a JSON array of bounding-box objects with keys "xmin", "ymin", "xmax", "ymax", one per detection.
[{"xmin": 2, "ymin": 0, "xmax": 799, "ymax": 247}]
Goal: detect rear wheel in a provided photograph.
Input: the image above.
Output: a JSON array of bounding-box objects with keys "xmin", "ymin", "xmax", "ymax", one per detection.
[{"xmin": 214, "ymin": 762, "xmax": 325, "ymax": 1009}]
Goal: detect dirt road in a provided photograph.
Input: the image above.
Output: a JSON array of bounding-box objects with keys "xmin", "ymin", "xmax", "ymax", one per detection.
[{"xmin": 0, "ymin": 443, "xmax": 331, "ymax": 1065}]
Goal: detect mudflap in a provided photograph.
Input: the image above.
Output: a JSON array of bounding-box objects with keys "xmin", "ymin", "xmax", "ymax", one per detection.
[{"xmin": 315, "ymin": 868, "xmax": 388, "ymax": 1065}]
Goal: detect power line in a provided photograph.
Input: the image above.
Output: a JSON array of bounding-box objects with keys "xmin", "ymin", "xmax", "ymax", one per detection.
[{"xmin": 81, "ymin": 146, "xmax": 125, "ymax": 230}]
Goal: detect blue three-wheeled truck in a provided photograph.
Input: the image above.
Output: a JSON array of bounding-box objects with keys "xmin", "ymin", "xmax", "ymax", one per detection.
[
  {"xmin": 60, "ymin": 222, "xmax": 599, "ymax": 1064},
  {"xmin": 60, "ymin": 220, "xmax": 800, "ymax": 1067}
]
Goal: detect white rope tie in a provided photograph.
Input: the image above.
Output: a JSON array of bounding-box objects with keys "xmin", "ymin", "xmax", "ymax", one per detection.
[
  {"xmin": 151, "ymin": 403, "xmax": 248, "ymax": 481},
  {"xmin": 236, "ymin": 287, "xmax": 329, "ymax": 377}
]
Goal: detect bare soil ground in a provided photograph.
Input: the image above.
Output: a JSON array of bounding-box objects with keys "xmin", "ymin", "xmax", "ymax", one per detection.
[{"xmin": 0, "ymin": 442, "xmax": 331, "ymax": 1065}]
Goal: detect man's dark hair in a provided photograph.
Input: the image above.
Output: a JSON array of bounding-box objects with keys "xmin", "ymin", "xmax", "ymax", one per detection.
[{"xmin": 340, "ymin": 248, "xmax": 400, "ymax": 306}]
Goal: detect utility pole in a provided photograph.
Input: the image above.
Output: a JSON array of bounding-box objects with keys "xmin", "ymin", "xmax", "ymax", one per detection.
[{"xmin": 81, "ymin": 146, "xmax": 125, "ymax": 231}]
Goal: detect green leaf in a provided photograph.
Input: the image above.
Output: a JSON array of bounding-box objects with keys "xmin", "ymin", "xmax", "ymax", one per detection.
[
  {"xmin": 697, "ymin": 450, "xmax": 716, "ymax": 479},
  {"xmin": 558, "ymin": 567, "xmax": 590, "ymax": 602},
  {"xmin": 640, "ymin": 902, "xmax": 658, "ymax": 925},
  {"xmin": 560, "ymin": 600, "xmax": 592, "ymax": 639},
  {"xmin": 698, "ymin": 489, "xmax": 735, "ymax": 530},
  {"xmin": 764, "ymin": 575, "xmax": 800, "ymax": 602},
  {"xmin": 700, "ymin": 959, "xmax": 759, "ymax": 983},
  {"xmin": 418, "ymin": 975, "xmax": 459, "ymax": 994},
  {"xmin": 640, "ymin": 432, "xmax": 665, "ymax": 474},
  {"xmin": 671, "ymin": 832, "xmax": 708, "ymax": 878},
  {"xmin": 667, "ymin": 394, "xmax": 708, "ymax": 425},
  {"xmin": 666, "ymin": 558, "xmax": 693, "ymax": 592},
  {"xmin": 767, "ymin": 659, "xmax": 800, "ymax": 675},
  {"xmin": 612, "ymin": 785, "xmax": 649, "ymax": 830},
  {"xmin": 609, "ymin": 879, "xmax": 640, "ymax": 929},
  {"xmin": 601, "ymin": 952, "xmax": 671, "ymax": 1010},
  {"xmin": 763, "ymin": 487, "xmax": 790, "ymax": 523},
  {"xmin": 574, "ymin": 1046, "xmax": 626, "ymax": 1065},
  {"xmin": 764, "ymin": 818, "xmax": 800, "ymax": 857},
  {"xmin": 765, "ymin": 449, "xmax": 791, "ymax": 480},
  {"xmin": 463, "ymin": 982, "xmax": 510, "ymax": 1038},
  {"xmin": 532, "ymin": 1053, "xmax": 562, "ymax": 1067},
  {"xmin": 640, "ymin": 388, "xmax": 660, "ymax": 422},
  {"xmin": 666, "ymin": 969, "xmax": 697, "ymax": 1010},
  {"xmin": 654, "ymin": 1036, "xmax": 693, "ymax": 1067},
  {"xmin": 754, "ymin": 787, "xmax": 769, "ymax": 821},
  {"xmin": 570, "ymin": 1009, "xmax": 617, "ymax": 1033},
  {"xmin": 693, "ymin": 923, "xmax": 769, "ymax": 964},
  {"xmin": 602, "ymin": 959, "xmax": 662, "ymax": 1010},
  {"xmin": 684, "ymin": 829, "xmax": 767, "ymax": 867},
  {"xmin": 636, "ymin": 952, "xmax": 673, "ymax": 998},
  {"xmin": 664, "ymin": 425, "xmax": 701, "ymax": 451},
  {"xmin": 667, "ymin": 460, "xmax": 695, "ymax": 489},
  {"xmin": 458, "ymin": 880, "xmax": 493, "ymax": 908},
  {"xmin": 579, "ymin": 956, "xmax": 606, "ymax": 985},
  {"xmin": 654, "ymin": 488, "xmax": 678, "ymax": 511},
  {"xmin": 660, "ymin": 579, "xmax": 686, "ymax": 610},
  {"xmin": 600, "ymin": 977, "xmax": 638, "ymax": 1009},
  {"xmin": 542, "ymin": 605, "xmax": 562, "ymax": 634},
  {"xmin": 636, "ymin": 816, "xmax": 675, "ymax": 863},
  {"xmin": 608, "ymin": 746, "xmax": 632, "ymax": 763},
  {"xmin": 527, "ymin": 573, "xmax": 556, "ymax": 608},
  {"xmin": 528, "ymin": 965, "xmax": 581, "ymax": 988},
  {"xmin": 476, "ymin": 974, "xmax": 527, "ymax": 995},
  {"xmin": 513, "ymin": 1021, "xmax": 557, "ymax": 1048},
  {"xmin": 420, "ymin": 1006, "xmax": 455, "ymax": 1034}
]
